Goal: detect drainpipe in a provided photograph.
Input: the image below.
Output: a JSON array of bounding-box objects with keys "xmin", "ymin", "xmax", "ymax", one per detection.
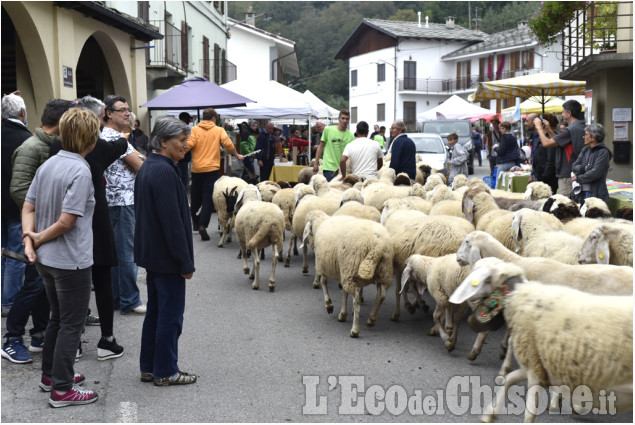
[{"xmin": 271, "ymin": 46, "xmax": 297, "ymax": 82}]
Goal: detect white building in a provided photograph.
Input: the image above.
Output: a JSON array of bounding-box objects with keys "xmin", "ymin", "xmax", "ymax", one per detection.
[
  {"xmin": 227, "ymin": 12, "xmax": 300, "ymax": 84},
  {"xmin": 107, "ymin": 1, "xmax": 231, "ymax": 102},
  {"xmin": 336, "ymin": 17, "xmax": 562, "ymax": 130}
]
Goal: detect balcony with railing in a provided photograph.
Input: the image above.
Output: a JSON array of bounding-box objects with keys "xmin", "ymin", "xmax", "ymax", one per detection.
[
  {"xmin": 148, "ymin": 20, "xmax": 187, "ymax": 76},
  {"xmin": 562, "ymin": 1, "xmax": 633, "ymax": 70},
  {"xmin": 398, "ymin": 68, "xmax": 541, "ymax": 94},
  {"xmin": 198, "ymin": 59, "xmax": 237, "ymax": 84}
]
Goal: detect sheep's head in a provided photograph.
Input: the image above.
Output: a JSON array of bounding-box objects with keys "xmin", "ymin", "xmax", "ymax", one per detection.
[
  {"xmin": 400, "ymin": 255, "xmax": 430, "ymax": 297},
  {"xmin": 523, "ymin": 181, "xmax": 552, "ymax": 200},
  {"xmin": 579, "ymin": 197, "xmax": 611, "ymax": 219},
  {"xmin": 394, "ymin": 173, "xmax": 412, "ymax": 186},
  {"xmin": 543, "ymin": 195, "xmax": 581, "ymax": 221},
  {"xmin": 510, "ymin": 209, "xmax": 531, "ymax": 252},
  {"xmin": 340, "ymin": 188, "xmax": 363, "ymax": 207},
  {"xmin": 235, "ymin": 185, "xmax": 261, "ymax": 213},
  {"xmin": 342, "ymin": 174, "xmax": 359, "ymax": 187},
  {"xmin": 450, "ymin": 258, "xmax": 526, "ymax": 331},
  {"xmin": 418, "ymin": 164, "xmax": 432, "ymax": 185},
  {"xmin": 294, "ymin": 185, "xmax": 315, "ymax": 209},
  {"xmin": 451, "ymin": 174, "xmax": 468, "ymax": 190},
  {"xmin": 277, "ymin": 180, "xmax": 291, "ymax": 189},
  {"xmin": 578, "ymin": 225, "xmax": 612, "ymax": 265},
  {"xmin": 300, "ymin": 210, "xmax": 328, "ymax": 249},
  {"xmin": 223, "ymin": 186, "xmax": 239, "ymax": 213}
]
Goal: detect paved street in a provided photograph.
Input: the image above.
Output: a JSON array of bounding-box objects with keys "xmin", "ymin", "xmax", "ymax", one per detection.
[{"xmin": 1, "ymin": 163, "xmax": 631, "ymax": 423}]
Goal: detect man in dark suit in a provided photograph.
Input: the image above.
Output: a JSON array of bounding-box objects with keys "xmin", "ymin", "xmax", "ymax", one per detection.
[{"xmin": 387, "ymin": 120, "xmax": 416, "ymax": 180}]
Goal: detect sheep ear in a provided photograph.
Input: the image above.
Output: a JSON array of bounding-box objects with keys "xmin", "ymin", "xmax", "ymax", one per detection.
[
  {"xmin": 511, "ymin": 212, "xmax": 522, "ymax": 252},
  {"xmin": 236, "ymin": 189, "xmax": 245, "ymax": 206},
  {"xmin": 359, "ymin": 192, "xmax": 365, "ymax": 205},
  {"xmin": 380, "ymin": 205, "xmax": 388, "ymax": 225},
  {"xmin": 580, "ymin": 204, "xmax": 588, "ymax": 217},
  {"xmin": 523, "ymin": 186, "xmax": 532, "ymax": 200},
  {"xmin": 463, "ymin": 197, "xmax": 475, "ymax": 222},
  {"xmin": 400, "ymin": 263, "xmax": 412, "ymax": 294},
  {"xmin": 256, "ymin": 190, "xmax": 262, "ymax": 202},
  {"xmin": 468, "ymin": 245, "xmax": 482, "ymax": 268},
  {"xmin": 299, "ymin": 221, "xmax": 312, "ymax": 249},
  {"xmin": 594, "ymin": 236, "xmax": 610, "ymax": 264},
  {"xmin": 449, "ymin": 267, "xmax": 492, "ymax": 304}
]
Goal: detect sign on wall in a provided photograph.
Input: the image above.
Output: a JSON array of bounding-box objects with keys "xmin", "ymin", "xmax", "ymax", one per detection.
[{"xmin": 63, "ymin": 66, "xmax": 73, "ymax": 88}]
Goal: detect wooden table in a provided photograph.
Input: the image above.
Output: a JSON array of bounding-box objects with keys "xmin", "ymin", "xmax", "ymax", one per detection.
[
  {"xmin": 496, "ymin": 171, "xmax": 531, "ymax": 193},
  {"xmin": 269, "ymin": 165, "xmax": 307, "ymax": 182}
]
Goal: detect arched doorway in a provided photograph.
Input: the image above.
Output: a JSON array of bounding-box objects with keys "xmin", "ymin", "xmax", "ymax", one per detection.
[
  {"xmin": 1, "ymin": 6, "xmax": 18, "ymax": 95},
  {"xmin": 76, "ymin": 36, "xmax": 115, "ymax": 101}
]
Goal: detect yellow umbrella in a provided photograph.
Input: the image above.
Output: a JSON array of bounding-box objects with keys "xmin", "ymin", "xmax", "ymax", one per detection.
[
  {"xmin": 468, "ymin": 72, "xmax": 586, "ymax": 114},
  {"xmin": 502, "ymin": 97, "xmax": 585, "ymax": 116}
]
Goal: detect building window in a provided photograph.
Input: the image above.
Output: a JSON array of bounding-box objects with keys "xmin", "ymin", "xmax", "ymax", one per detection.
[
  {"xmin": 404, "ymin": 61, "xmax": 416, "ymax": 90},
  {"xmin": 377, "ymin": 63, "xmax": 385, "ymax": 82},
  {"xmin": 203, "ymin": 36, "xmax": 210, "ymax": 80},
  {"xmin": 221, "ymin": 49, "xmax": 227, "ymax": 84},
  {"xmin": 377, "ymin": 103, "xmax": 385, "ymax": 122},
  {"xmin": 181, "ymin": 21, "xmax": 189, "ymax": 71},
  {"xmin": 403, "ymin": 102, "xmax": 416, "ymax": 130},
  {"xmin": 351, "ymin": 107, "xmax": 358, "ymax": 123},
  {"xmin": 214, "ymin": 43, "xmax": 220, "ymax": 84},
  {"xmin": 351, "ymin": 69, "xmax": 357, "ymax": 87}
]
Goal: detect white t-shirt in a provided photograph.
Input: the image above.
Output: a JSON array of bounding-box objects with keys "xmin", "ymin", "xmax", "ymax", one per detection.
[{"xmin": 342, "ymin": 137, "xmax": 384, "ymax": 179}]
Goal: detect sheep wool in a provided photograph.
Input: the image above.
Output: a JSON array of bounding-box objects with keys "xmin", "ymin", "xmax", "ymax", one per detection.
[{"xmin": 212, "ymin": 176, "xmax": 248, "ymax": 247}]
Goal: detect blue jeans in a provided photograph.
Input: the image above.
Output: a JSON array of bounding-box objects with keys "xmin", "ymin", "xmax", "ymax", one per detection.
[
  {"xmin": 323, "ymin": 170, "xmax": 336, "ymax": 182},
  {"xmin": 3, "ymin": 263, "xmax": 49, "ymax": 339},
  {"xmin": 140, "ymin": 271, "xmax": 186, "ymax": 379},
  {"xmin": 1, "ymin": 218, "xmax": 26, "ymax": 309},
  {"xmin": 37, "ymin": 263, "xmax": 91, "ymax": 391},
  {"xmin": 497, "ymin": 162, "xmax": 517, "ymax": 172},
  {"xmin": 109, "ymin": 205, "xmax": 141, "ymax": 313}
]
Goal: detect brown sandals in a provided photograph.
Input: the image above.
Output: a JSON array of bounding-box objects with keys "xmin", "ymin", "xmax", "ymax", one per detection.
[{"xmin": 153, "ymin": 371, "xmax": 197, "ymax": 386}]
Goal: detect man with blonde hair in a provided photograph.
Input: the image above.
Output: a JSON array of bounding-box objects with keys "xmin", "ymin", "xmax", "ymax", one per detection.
[{"xmin": 186, "ymin": 108, "xmax": 244, "ymax": 241}]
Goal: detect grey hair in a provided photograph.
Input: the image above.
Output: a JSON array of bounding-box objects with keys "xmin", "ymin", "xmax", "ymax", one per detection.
[
  {"xmin": 392, "ymin": 120, "xmax": 406, "ymax": 133},
  {"xmin": 76, "ymin": 95, "xmax": 105, "ymax": 117},
  {"xmin": 1, "ymin": 94, "xmax": 26, "ymax": 120},
  {"xmin": 149, "ymin": 116, "xmax": 191, "ymax": 151},
  {"xmin": 585, "ymin": 123, "xmax": 605, "ymax": 144}
]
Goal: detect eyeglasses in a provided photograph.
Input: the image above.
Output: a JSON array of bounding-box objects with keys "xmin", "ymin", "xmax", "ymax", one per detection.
[{"xmin": 111, "ymin": 108, "xmax": 131, "ymax": 113}]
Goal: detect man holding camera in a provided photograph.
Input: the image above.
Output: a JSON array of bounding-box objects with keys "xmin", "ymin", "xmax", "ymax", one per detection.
[{"xmin": 526, "ymin": 113, "xmax": 557, "ymax": 195}]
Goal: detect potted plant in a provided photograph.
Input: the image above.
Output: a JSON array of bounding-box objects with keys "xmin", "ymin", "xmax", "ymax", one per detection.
[{"xmin": 529, "ymin": 1, "xmax": 584, "ymax": 47}]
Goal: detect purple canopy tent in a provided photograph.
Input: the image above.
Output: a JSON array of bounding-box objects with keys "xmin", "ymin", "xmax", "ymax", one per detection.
[{"xmin": 141, "ymin": 77, "xmax": 254, "ymax": 123}]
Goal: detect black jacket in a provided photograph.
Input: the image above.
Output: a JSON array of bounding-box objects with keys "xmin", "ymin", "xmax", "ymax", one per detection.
[
  {"xmin": 571, "ymin": 142, "xmax": 613, "ymax": 204},
  {"xmin": 2, "ymin": 119, "xmax": 32, "ymax": 219},
  {"xmin": 50, "ymin": 137, "xmax": 128, "ymax": 266}
]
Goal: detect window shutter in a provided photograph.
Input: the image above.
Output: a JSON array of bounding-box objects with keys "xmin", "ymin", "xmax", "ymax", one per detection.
[{"xmin": 181, "ymin": 21, "xmax": 188, "ymax": 71}]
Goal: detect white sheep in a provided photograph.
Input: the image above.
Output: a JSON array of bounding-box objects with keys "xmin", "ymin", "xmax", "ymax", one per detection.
[
  {"xmin": 462, "ymin": 189, "xmax": 516, "ymax": 251},
  {"xmin": 423, "ymin": 174, "xmax": 445, "ymax": 194},
  {"xmin": 428, "ymin": 185, "xmax": 458, "ymax": 205},
  {"xmin": 256, "ymin": 181, "xmax": 281, "ymax": 202},
  {"xmin": 451, "ymin": 174, "xmax": 468, "ymax": 190},
  {"xmin": 522, "ymin": 180, "xmax": 553, "ymax": 200},
  {"xmin": 234, "ymin": 186, "xmax": 285, "ymax": 292},
  {"xmin": 212, "ymin": 176, "xmax": 248, "ymax": 247},
  {"xmin": 296, "ymin": 167, "xmax": 315, "ymax": 185},
  {"xmin": 415, "ymin": 163, "xmax": 432, "ymax": 185},
  {"xmin": 362, "ymin": 182, "xmax": 426, "ymax": 213},
  {"xmin": 563, "ymin": 216, "xmax": 633, "ymax": 240},
  {"xmin": 333, "ymin": 190, "xmax": 381, "ymax": 223},
  {"xmin": 450, "ymin": 258, "xmax": 633, "ymax": 423},
  {"xmin": 309, "ymin": 174, "xmax": 344, "ymax": 200},
  {"xmin": 456, "ymin": 230, "xmax": 633, "ymax": 295},
  {"xmin": 382, "ymin": 204, "xmax": 475, "ymax": 321},
  {"xmin": 428, "ymin": 200, "xmax": 464, "ymax": 217},
  {"xmin": 303, "ymin": 211, "xmax": 393, "ymax": 338},
  {"xmin": 401, "ymin": 254, "xmax": 478, "ymax": 354},
  {"xmin": 510, "ymin": 208, "xmax": 583, "ymax": 264},
  {"xmin": 454, "ymin": 230, "xmax": 633, "ymax": 363},
  {"xmin": 578, "ymin": 223, "xmax": 634, "ymax": 267},
  {"xmin": 272, "ymin": 188, "xmax": 299, "ymax": 265},
  {"xmin": 291, "ymin": 188, "xmax": 340, "ymax": 276}
]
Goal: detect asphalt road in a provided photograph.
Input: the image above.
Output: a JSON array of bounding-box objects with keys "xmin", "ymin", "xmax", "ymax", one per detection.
[{"xmin": 1, "ymin": 162, "xmax": 631, "ymax": 423}]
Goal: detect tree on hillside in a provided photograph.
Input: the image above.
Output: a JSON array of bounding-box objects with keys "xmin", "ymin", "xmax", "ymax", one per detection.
[{"xmin": 480, "ymin": 1, "xmax": 542, "ymax": 33}]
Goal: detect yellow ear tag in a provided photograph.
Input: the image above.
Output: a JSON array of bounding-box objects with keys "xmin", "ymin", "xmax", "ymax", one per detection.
[
  {"xmin": 599, "ymin": 252, "xmax": 605, "ymax": 259},
  {"xmin": 513, "ymin": 231, "xmax": 516, "ymax": 236},
  {"xmin": 468, "ymin": 208, "xmax": 471, "ymax": 213},
  {"xmin": 471, "ymin": 279, "xmax": 479, "ymax": 286}
]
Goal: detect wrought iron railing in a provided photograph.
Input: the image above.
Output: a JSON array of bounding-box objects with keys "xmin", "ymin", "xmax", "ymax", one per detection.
[
  {"xmin": 398, "ymin": 68, "xmax": 541, "ymax": 93},
  {"xmin": 562, "ymin": 1, "xmax": 633, "ymax": 70},
  {"xmin": 148, "ymin": 20, "xmax": 186, "ymax": 73}
]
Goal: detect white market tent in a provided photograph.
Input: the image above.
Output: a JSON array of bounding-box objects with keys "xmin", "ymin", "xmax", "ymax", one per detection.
[
  {"xmin": 417, "ymin": 95, "xmax": 494, "ymax": 121},
  {"xmin": 303, "ymin": 90, "xmax": 339, "ymax": 120},
  {"xmin": 216, "ymin": 80, "xmax": 320, "ymax": 119}
]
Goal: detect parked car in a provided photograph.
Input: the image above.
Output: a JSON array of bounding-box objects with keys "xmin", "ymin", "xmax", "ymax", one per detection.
[
  {"xmin": 409, "ymin": 133, "xmax": 447, "ymax": 171},
  {"xmin": 419, "ymin": 120, "xmax": 474, "ymax": 174}
]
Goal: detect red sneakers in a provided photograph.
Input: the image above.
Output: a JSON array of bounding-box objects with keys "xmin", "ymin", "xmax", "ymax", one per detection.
[
  {"xmin": 40, "ymin": 373, "xmax": 86, "ymax": 392},
  {"xmin": 49, "ymin": 385, "xmax": 97, "ymax": 408}
]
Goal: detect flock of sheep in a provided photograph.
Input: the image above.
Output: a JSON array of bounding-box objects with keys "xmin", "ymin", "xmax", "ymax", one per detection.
[{"xmin": 210, "ymin": 160, "xmax": 633, "ymax": 423}]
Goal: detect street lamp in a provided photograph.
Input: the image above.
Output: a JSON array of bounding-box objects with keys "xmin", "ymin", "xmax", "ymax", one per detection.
[{"xmin": 376, "ymin": 59, "xmax": 397, "ymax": 125}]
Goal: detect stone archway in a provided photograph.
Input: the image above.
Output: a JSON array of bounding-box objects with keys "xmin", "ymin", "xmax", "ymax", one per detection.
[
  {"xmin": 83, "ymin": 30, "xmax": 132, "ymax": 101},
  {"xmin": 1, "ymin": 3, "xmax": 54, "ymax": 124},
  {"xmin": 75, "ymin": 35, "xmax": 115, "ymax": 101}
]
